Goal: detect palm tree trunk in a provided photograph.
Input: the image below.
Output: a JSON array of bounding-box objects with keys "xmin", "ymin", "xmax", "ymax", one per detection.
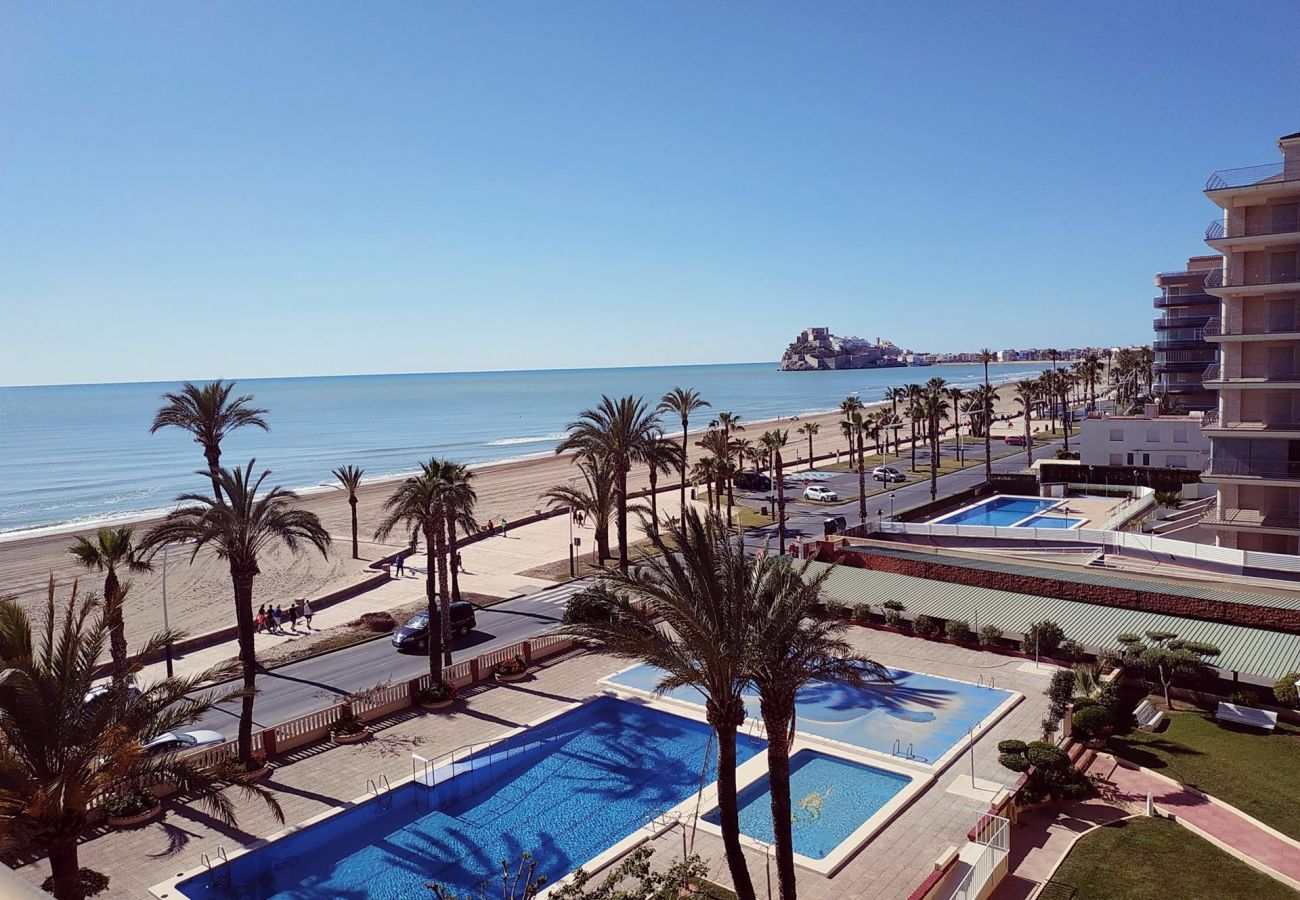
[
  {"xmin": 231, "ymin": 569, "xmax": 258, "ymax": 767},
  {"xmin": 1025, "ymin": 416, "xmax": 1033, "ymax": 467},
  {"xmin": 760, "ymin": 704, "xmax": 797, "ymax": 900},
  {"xmin": 649, "ymin": 466, "xmax": 659, "ymax": 529},
  {"xmin": 47, "ymin": 839, "xmax": 84, "ymax": 900},
  {"xmin": 712, "ymin": 719, "xmax": 758, "ymax": 900},
  {"xmin": 929, "ymin": 418, "xmax": 939, "ymax": 500},
  {"xmin": 446, "ymin": 514, "xmax": 461, "ymax": 602},
  {"xmin": 423, "ymin": 524, "xmax": 442, "ymax": 681},
  {"xmin": 616, "ymin": 465, "xmax": 630, "ymax": 573},
  {"xmin": 1062, "ymin": 391, "xmax": 1071, "ymax": 453},
  {"xmin": 857, "ymin": 432, "xmax": 867, "ymax": 525},
  {"xmin": 726, "ymin": 474, "xmax": 734, "ymax": 526},
  {"xmin": 104, "ymin": 570, "xmax": 128, "ymax": 684},
  {"xmin": 349, "ymin": 497, "xmax": 359, "ymax": 559},
  {"xmin": 806, "ymin": 433, "xmax": 813, "ymax": 470},
  {"xmin": 434, "ymin": 509, "xmax": 452, "ymax": 666},
  {"xmin": 910, "ymin": 418, "xmax": 917, "ymax": 470},
  {"xmin": 205, "ymin": 446, "xmax": 224, "ymax": 502},
  {"xmin": 680, "ymin": 416, "xmax": 690, "ymax": 516},
  {"xmin": 775, "ymin": 450, "xmax": 786, "ymax": 551}
]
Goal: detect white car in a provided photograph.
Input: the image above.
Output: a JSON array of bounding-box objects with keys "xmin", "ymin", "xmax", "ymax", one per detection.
[
  {"xmin": 803, "ymin": 485, "xmax": 839, "ymax": 502},
  {"xmin": 872, "ymin": 466, "xmax": 906, "ymax": 483},
  {"xmin": 142, "ymin": 730, "xmax": 226, "ymax": 756}
]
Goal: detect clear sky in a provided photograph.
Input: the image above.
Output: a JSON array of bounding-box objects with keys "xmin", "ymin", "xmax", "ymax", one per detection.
[{"xmin": 2, "ymin": 2, "xmax": 1298, "ymax": 386}]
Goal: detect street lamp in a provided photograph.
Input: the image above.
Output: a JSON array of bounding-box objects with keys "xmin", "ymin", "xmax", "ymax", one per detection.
[{"xmin": 160, "ymin": 539, "xmax": 196, "ymax": 678}]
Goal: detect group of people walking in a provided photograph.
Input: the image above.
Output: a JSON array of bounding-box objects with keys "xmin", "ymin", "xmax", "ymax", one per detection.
[{"xmin": 255, "ymin": 600, "xmax": 312, "ymax": 634}]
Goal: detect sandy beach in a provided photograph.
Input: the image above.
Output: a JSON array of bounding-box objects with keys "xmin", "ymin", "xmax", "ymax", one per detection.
[{"xmin": 1, "ymin": 382, "xmax": 1032, "ymax": 650}]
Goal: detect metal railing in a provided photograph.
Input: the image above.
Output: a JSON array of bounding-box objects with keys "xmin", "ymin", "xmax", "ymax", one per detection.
[
  {"xmin": 1205, "ymin": 266, "xmax": 1300, "ymax": 290},
  {"xmin": 1203, "ymin": 316, "xmax": 1222, "ymax": 337},
  {"xmin": 1201, "ymin": 408, "xmax": 1218, "ymax": 427},
  {"xmin": 1153, "ymin": 314, "xmax": 1212, "ymax": 329},
  {"xmin": 951, "ymin": 815, "xmax": 1010, "ymax": 900},
  {"xmin": 1205, "ymin": 161, "xmax": 1291, "ymax": 191},
  {"xmin": 1203, "ymin": 458, "xmax": 1300, "ymax": 480},
  {"xmin": 1206, "ymin": 216, "xmax": 1300, "ymax": 241},
  {"xmin": 1201, "ymin": 502, "xmax": 1300, "ymax": 531},
  {"xmin": 1204, "ymin": 365, "xmax": 1300, "ymax": 383},
  {"xmin": 1203, "ymin": 363, "xmax": 1221, "ymax": 381},
  {"xmin": 1153, "ymin": 292, "xmax": 1215, "ymax": 308},
  {"xmin": 1153, "ymin": 335, "xmax": 1206, "ymax": 351}
]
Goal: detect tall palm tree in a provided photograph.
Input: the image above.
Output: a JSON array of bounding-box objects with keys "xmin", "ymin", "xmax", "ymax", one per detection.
[
  {"xmin": 887, "ymin": 386, "xmax": 909, "ymax": 455},
  {"xmin": 658, "ymin": 388, "xmax": 710, "ymax": 517},
  {"xmin": 557, "ymin": 396, "xmax": 660, "ymax": 573},
  {"xmin": 1079, "ymin": 350, "xmax": 1102, "ymax": 411},
  {"xmin": 66, "ymin": 526, "xmax": 152, "ymax": 683},
  {"xmin": 0, "ymin": 582, "xmax": 284, "ymax": 900},
  {"xmin": 760, "ymin": 429, "xmax": 789, "ymax": 551},
  {"xmin": 441, "ymin": 462, "xmax": 478, "ymax": 602},
  {"xmin": 331, "ymin": 465, "xmax": 365, "ymax": 559},
  {"xmin": 838, "ymin": 396, "xmax": 863, "ymax": 459},
  {"xmin": 977, "ymin": 349, "xmax": 996, "ymax": 480},
  {"xmin": 1013, "ymin": 380, "xmax": 1038, "ymax": 467},
  {"xmin": 689, "ymin": 457, "xmax": 720, "ymax": 515},
  {"xmin": 543, "ymin": 456, "xmax": 613, "ymax": 563},
  {"xmin": 697, "ymin": 428, "xmax": 736, "ymax": 525},
  {"xmin": 796, "ymin": 421, "xmax": 820, "ymax": 470},
  {"xmin": 905, "ymin": 383, "xmax": 924, "ymax": 470},
  {"xmin": 642, "ymin": 431, "xmax": 684, "ymax": 529},
  {"xmin": 1038, "ymin": 370, "xmax": 1059, "ymax": 435},
  {"xmin": 849, "ymin": 411, "xmax": 868, "ymax": 524},
  {"xmin": 944, "ymin": 386, "xmax": 966, "ymax": 463},
  {"xmin": 150, "ymin": 380, "xmax": 269, "ymax": 501},
  {"xmin": 560, "ymin": 510, "xmax": 760, "ymax": 900},
  {"xmin": 921, "ymin": 387, "xmax": 952, "ymax": 500},
  {"xmin": 145, "ymin": 462, "xmax": 330, "ymax": 766},
  {"xmin": 747, "ymin": 557, "xmax": 888, "ymax": 900}
]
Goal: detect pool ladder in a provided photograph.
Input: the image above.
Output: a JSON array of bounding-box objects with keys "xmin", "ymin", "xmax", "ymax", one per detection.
[
  {"xmin": 367, "ymin": 773, "xmax": 394, "ymax": 810},
  {"xmin": 200, "ymin": 846, "xmax": 230, "ymax": 888},
  {"xmin": 977, "ymin": 674, "xmax": 996, "ymax": 688},
  {"xmin": 890, "ymin": 739, "xmax": 928, "ymax": 763}
]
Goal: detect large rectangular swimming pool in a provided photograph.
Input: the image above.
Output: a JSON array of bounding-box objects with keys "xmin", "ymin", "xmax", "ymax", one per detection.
[
  {"xmin": 606, "ymin": 664, "xmax": 1013, "ymax": 765},
  {"xmin": 174, "ymin": 697, "xmax": 765, "ymax": 899},
  {"xmin": 931, "ymin": 495, "xmax": 1058, "ymax": 527}
]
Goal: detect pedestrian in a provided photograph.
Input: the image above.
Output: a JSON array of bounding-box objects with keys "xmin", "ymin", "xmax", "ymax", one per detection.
[
  {"xmin": 287, "ymin": 602, "xmax": 299, "ymax": 630},
  {"xmin": 395, "ymin": 553, "xmax": 405, "ymax": 577},
  {"xmin": 272, "ymin": 604, "xmax": 283, "ymax": 631},
  {"xmin": 256, "ymin": 604, "xmax": 266, "ymax": 633},
  {"xmin": 501, "ymin": 517, "xmax": 509, "ymax": 537},
  {"xmin": 454, "ymin": 550, "xmax": 464, "ymax": 573},
  {"xmin": 302, "ymin": 599, "xmax": 314, "ymax": 629}
]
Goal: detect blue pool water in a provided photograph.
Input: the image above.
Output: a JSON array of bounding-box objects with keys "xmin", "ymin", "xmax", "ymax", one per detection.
[
  {"xmin": 703, "ymin": 751, "xmax": 911, "ymax": 859},
  {"xmin": 607, "ymin": 665, "xmax": 1012, "ymax": 764},
  {"xmin": 176, "ymin": 697, "xmax": 765, "ymax": 899},
  {"xmin": 1020, "ymin": 514, "xmax": 1084, "ymax": 529},
  {"xmin": 932, "ymin": 495, "xmax": 1057, "ymax": 527}
]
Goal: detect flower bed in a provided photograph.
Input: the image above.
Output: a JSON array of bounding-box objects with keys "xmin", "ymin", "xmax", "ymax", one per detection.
[
  {"xmin": 103, "ymin": 787, "xmax": 163, "ymax": 828},
  {"xmin": 416, "ymin": 679, "xmax": 457, "ymax": 710},
  {"xmin": 494, "ymin": 654, "xmax": 529, "ymax": 682}
]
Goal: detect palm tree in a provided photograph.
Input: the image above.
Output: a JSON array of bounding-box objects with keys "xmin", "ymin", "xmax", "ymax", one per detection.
[
  {"xmin": 642, "ymin": 431, "xmax": 684, "ymax": 529},
  {"xmin": 559, "ymin": 510, "xmax": 760, "ymax": 900},
  {"xmin": 1038, "ymin": 370, "xmax": 1059, "ymax": 435},
  {"xmin": 441, "ymin": 462, "xmax": 478, "ymax": 602},
  {"xmin": 66, "ymin": 526, "xmax": 152, "ymax": 683},
  {"xmin": 796, "ymin": 421, "xmax": 820, "ymax": 470},
  {"xmin": 849, "ymin": 411, "xmax": 868, "ymax": 523},
  {"xmin": 747, "ymin": 557, "xmax": 888, "ymax": 900},
  {"xmin": 944, "ymin": 386, "xmax": 966, "ymax": 463},
  {"xmin": 658, "ymin": 388, "xmax": 710, "ymax": 517},
  {"xmin": 905, "ymin": 383, "xmax": 924, "ymax": 470},
  {"xmin": 145, "ymin": 462, "xmax": 330, "ymax": 766},
  {"xmin": 697, "ymin": 428, "xmax": 735, "ymax": 525},
  {"xmin": 0, "ymin": 582, "xmax": 284, "ymax": 900},
  {"xmin": 1013, "ymin": 380, "xmax": 1038, "ymax": 467},
  {"xmin": 887, "ymin": 386, "xmax": 908, "ymax": 455},
  {"xmin": 557, "ymin": 396, "xmax": 660, "ymax": 573},
  {"xmin": 760, "ymin": 429, "xmax": 789, "ymax": 551},
  {"xmin": 977, "ymin": 349, "xmax": 997, "ymax": 480},
  {"xmin": 374, "ymin": 459, "xmax": 452, "ymax": 673},
  {"xmin": 543, "ymin": 456, "xmax": 614, "ymax": 563},
  {"xmin": 920, "ymin": 386, "xmax": 951, "ymax": 500},
  {"xmin": 331, "ymin": 465, "xmax": 365, "ymax": 559},
  {"xmin": 689, "ymin": 457, "xmax": 720, "ymax": 515},
  {"xmin": 1079, "ymin": 351, "xmax": 1102, "ymax": 411},
  {"xmin": 838, "ymin": 396, "xmax": 863, "ymax": 458},
  {"xmin": 150, "ymin": 380, "xmax": 269, "ymax": 501}
]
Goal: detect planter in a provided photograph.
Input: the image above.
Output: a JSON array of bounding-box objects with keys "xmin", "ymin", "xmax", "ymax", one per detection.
[
  {"xmin": 232, "ymin": 763, "xmax": 272, "ymax": 784},
  {"xmin": 331, "ymin": 728, "xmax": 372, "ymax": 745},
  {"xmin": 418, "ymin": 697, "xmax": 455, "ymax": 710},
  {"xmin": 496, "ymin": 669, "xmax": 529, "ymax": 683},
  {"xmin": 107, "ymin": 802, "xmax": 163, "ymax": 828}
]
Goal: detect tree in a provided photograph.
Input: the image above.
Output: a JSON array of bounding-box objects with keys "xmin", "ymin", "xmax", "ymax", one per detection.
[
  {"xmin": 697, "ymin": 428, "xmax": 735, "ymax": 526},
  {"xmin": 0, "ymin": 582, "xmax": 283, "ymax": 900},
  {"xmin": 557, "ymin": 396, "xmax": 660, "ymax": 573},
  {"xmin": 331, "ymin": 465, "xmax": 365, "ymax": 559},
  {"xmin": 559, "ymin": 510, "xmax": 759, "ymax": 900},
  {"xmin": 1013, "ymin": 380, "xmax": 1038, "ymax": 466},
  {"xmin": 427, "ymin": 846, "xmax": 708, "ymax": 900},
  {"xmin": 688, "ymin": 456, "xmax": 719, "ymax": 516},
  {"xmin": 761, "ymin": 429, "xmax": 789, "ymax": 551},
  {"xmin": 838, "ymin": 395, "xmax": 863, "ymax": 459},
  {"xmin": 1117, "ymin": 631, "xmax": 1220, "ymax": 710},
  {"xmin": 658, "ymin": 387, "xmax": 710, "ymax": 518},
  {"xmin": 920, "ymin": 381, "xmax": 951, "ymax": 501},
  {"xmin": 144, "ymin": 463, "xmax": 329, "ymax": 766},
  {"xmin": 849, "ymin": 411, "xmax": 868, "ymax": 524},
  {"xmin": 150, "ymin": 380, "xmax": 268, "ymax": 501},
  {"xmin": 747, "ymin": 556, "xmax": 887, "ymax": 899},
  {"xmin": 641, "ymin": 430, "xmax": 682, "ymax": 530},
  {"xmin": 543, "ymin": 456, "xmax": 613, "ymax": 564},
  {"xmin": 978, "ymin": 348, "xmax": 996, "ymax": 480},
  {"xmin": 66, "ymin": 527, "xmax": 152, "ymax": 684},
  {"xmin": 904, "ymin": 383, "xmax": 924, "ymax": 470},
  {"xmin": 440, "ymin": 462, "xmax": 478, "ymax": 602},
  {"xmin": 944, "ymin": 386, "xmax": 966, "ymax": 462},
  {"xmin": 796, "ymin": 421, "xmax": 820, "ymax": 470}
]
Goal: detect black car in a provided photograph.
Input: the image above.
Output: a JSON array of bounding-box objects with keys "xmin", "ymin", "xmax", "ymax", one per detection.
[
  {"xmin": 391, "ymin": 603, "xmax": 477, "ymax": 652},
  {"xmin": 733, "ymin": 471, "xmax": 772, "ymax": 491}
]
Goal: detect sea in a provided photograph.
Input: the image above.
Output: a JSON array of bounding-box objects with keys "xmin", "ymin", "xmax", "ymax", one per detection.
[{"xmin": 0, "ymin": 361, "xmax": 1044, "ymax": 536}]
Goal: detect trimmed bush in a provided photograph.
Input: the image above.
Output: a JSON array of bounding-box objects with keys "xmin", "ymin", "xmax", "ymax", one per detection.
[
  {"xmin": 914, "ymin": 615, "xmax": 941, "ymax": 638},
  {"xmin": 102, "ymin": 786, "xmax": 156, "ymax": 819},
  {"xmin": 883, "ymin": 609, "xmax": 906, "ymax": 629},
  {"xmin": 1274, "ymin": 672, "xmax": 1300, "ymax": 709},
  {"xmin": 495, "ymin": 654, "xmax": 528, "ymax": 676},
  {"xmin": 945, "ymin": 619, "xmax": 972, "ymax": 643},
  {"xmin": 997, "ymin": 739, "xmax": 1028, "ymax": 754},
  {"xmin": 851, "ymin": 603, "xmax": 872, "ymax": 622},
  {"xmin": 999, "ymin": 753, "xmax": 1031, "ymax": 773},
  {"xmin": 1071, "ymin": 704, "xmax": 1112, "ymax": 742},
  {"xmin": 1227, "ymin": 690, "xmax": 1259, "ymax": 708},
  {"xmin": 979, "ymin": 624, "xmax": 1003, "ymax": 647},
  {"xmin": 882, "ymin": 599, "xmax": 906, "ymax": 612},
  {"xmin": 417, "ymin": 679, "xmax": 456, "ymax": 705},
  {"xmin": 1059, "ymin": 639, "xmax": 1086, "ymax": 663},
  {"xmin": 1022, "ymin": 620, "xmax": 1066, "ymax": 657}
]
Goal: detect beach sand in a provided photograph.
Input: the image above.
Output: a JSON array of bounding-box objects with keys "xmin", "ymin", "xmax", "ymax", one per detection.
[{"xmin": 0, "ymin": 383, "xmax": 1033, "ymax": 650}]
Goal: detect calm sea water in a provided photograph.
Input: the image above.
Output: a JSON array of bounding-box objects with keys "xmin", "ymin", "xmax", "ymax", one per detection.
[{"xmin": 0, "ymin": 361, "xmax": 1042, "ymax": 535}]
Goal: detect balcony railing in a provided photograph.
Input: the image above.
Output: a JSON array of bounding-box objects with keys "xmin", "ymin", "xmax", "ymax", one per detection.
[
  {"xmin": 1203, "ymin": 316, "xmax": 1221, "ymax": 337},
  {"xmin": 1156, "ymin": 360, "xmax": 1213, "ymax": 374},
  {"xmin": 1201, "ymin": 502, "xmax": 1300, "ymax": 532},
  {"xmin": 1201, "ymin": 416, "xmax": 1300, "ymax": 432},
  {"xmin": 1153, "ymin": 335, "xmax": 1206, "ymax": 351},
  {"xmin": 1203, "ymin": 364, "xmax": 1300, "ymax": 384},
  {"xmin": 1204, "ymin": 266, "xmax": 1300, "ymax": 290},
  {"xmin": 1203, "ymin": 458, "xmax": 1300, "ymax": 481},
  {"xmin": 1206, "ymin": 216, "xmax": 1300, "ymax": 242},
  {"xmin": 1201, "ymin": 314, "xmax": 1300, "ymax": 338},
  {"xmin": 1153, "ymin": 292, "xmax": 1216, "ymax": 309},
  {"xmin": 1154, "ymin": 314, "xmax": 1212, "ymax": 330},
  {"xmin": 1205, "ymin": 162, "xmax": 1294, "ymax": 192},
  {"xmin": 1201, "ymin": 409, "xmax": 1218, "ymax": 427},
  {"xmin": 1203, "ymin": 363, "xmax": 1220, "ymax": 381}
]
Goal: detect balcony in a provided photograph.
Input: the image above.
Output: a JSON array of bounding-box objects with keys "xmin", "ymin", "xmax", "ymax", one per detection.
[
  {"xmin": 1153, "ymin": 292, "xmax": 1217, "ymax": 309},
  {"xmin": 1202, "ymin": 364, "xmax": 1300, "ymax": 388},
  {"xmin": 1203, "ymin": 458, "xmax": 1300, "ymax": 483},
  {"xmin": 1204, "ymin": 266, "xmax": 1300, "ymax": 295},
  {"xmin": 1206, "ymin": 216, "xmax": 1300, "ymax": 244},
  {"xmin": 1205, "ymin": 162, "xmax": 1298, "ymax": 192},
  {"xmin": 1155, "ymin": 360, "xmax": 1212, "ymax": 374},
  {"xmin": 1152, "ymin": 335, "xmax": 1206, "ymax": 351},
  {"xmin": 1154, "ymin": 314, "xmax": 1212, "ymax": 330},
  {"xmin": 1201, "ymin": 414, "xmax": 1300, "ymax": 438},
  {"xmin": 1201, "ymin": 500, "xmax": 1300, "ymax": 534},
  {"xmin": 1202, "ymin": 314, "xmax": 1300, "ymax": 342}
]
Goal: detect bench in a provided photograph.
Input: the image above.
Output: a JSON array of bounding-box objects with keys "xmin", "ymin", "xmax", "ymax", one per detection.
[
  {"xmin": 1134, "ymin": 699, "xmax": 1165, "ymax": 732},
  {"xmin": 1215, "ymin": 702, "xmax": 1278, "ymax": 732}
]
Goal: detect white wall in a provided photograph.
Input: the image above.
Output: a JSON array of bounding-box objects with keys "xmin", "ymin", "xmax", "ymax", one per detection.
[{"xmin": 1079, "ymin": 415, "xmax": 1209, "ymax": 469}]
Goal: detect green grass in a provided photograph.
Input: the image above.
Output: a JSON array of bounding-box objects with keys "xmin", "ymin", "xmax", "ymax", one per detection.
[
  {"xmin": 1044, "ymin": 816, "xmax": 1296, "ymax": 900},
  {"xmin": 1109, "ymin": 706, "xmax": 1300, "ymax": 840}
]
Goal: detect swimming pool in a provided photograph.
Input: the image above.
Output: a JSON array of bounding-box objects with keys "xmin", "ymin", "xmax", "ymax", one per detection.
[
  {"xmin": 703, "ymin": 751, "xmax": 912, "ymax": 860},
  {"xmin": 931, "ymin": 495, "xmax": 1058, "ymax": 527},
  {"xmin": 1020, "ymin": 514, "xmax": 1084, "ymax": 529},
  {"xmin": 605, "ymin": 665, "xmax": 1015, "ymax": 765},
  {"xmin": 170, "ymin": 698, "xmax": 765, "ymax": 899}
]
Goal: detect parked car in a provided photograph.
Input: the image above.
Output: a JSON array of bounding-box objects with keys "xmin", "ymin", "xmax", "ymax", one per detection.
[
  {"xmin": 391, "ymin": 603, "xmax": 477, "ymax": 652},
  {"xmin": 143, "ymin": 730, "xmax": 226, "ymax": 757},
  {"xmin": 872, "ymin": 466, "xmax": 905, "ymax": 483},
  {"xmin": 1004, "ymin": 434, "xmax": 1027, "ymax": 446},
  {"xmin": 803, "ymin": 485, "xmax": 839, "ymax": 502},
  {"xmin": 84, "ymin": 682, "xmax": 142, "ymax": 707},
  {"xmin": 823, "ymin": 515, "xmax": 848, "ymax": 536},
  {"xmin": 733, "ymin": 471, "xmax": 772, "ymax": 491}
]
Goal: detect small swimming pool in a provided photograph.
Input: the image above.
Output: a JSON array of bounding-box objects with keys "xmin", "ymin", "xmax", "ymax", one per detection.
[
  {"xmin": 703, "ymin": 751, "xmax": 912, "ymax": 860},
  {"xmin": 171, "ymin": 698, "xmax": 765, "ymax": 899},
  {"xmin": 606, "ymin": 665, "xmax": 1014, "ymax": 765},
  {"xmin": 932, "ymin": 495, "xmax": 1057, "ymax": 527},
  {"xmin": 1020, "ymin": 514, "xmax": 1084, "ymax": 529}
]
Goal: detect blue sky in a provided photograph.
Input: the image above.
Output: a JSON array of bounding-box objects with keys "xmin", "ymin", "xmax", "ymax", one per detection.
[{"xmin": 2, "ymin": 2, "xmax": 1298, "ymax": 385}]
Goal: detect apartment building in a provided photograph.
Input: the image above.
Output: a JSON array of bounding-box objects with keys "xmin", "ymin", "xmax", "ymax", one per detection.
[
  {"xmin": 1079, "ymin": 406, "xmax": 1209, "ymax": 470},
  {"xmin": 1153, "ymin": 256, "xmax": 1219, "ymax": 412},
  {"xmin": 1201, "ymin": 131, "xmax": 1300, "ymax": 553}
]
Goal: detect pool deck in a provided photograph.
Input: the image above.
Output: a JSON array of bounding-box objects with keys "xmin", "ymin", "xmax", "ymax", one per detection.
[{"xmin": 14, "ymin": 630, "xmax": 1051, "ymax": 900}]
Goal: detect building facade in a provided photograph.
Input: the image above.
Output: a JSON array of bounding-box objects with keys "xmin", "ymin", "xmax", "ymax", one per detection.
[
  {"xmin": 1154, "ymin": 256, "xmax": 1219, "ymax": 412},
  {"xmin": 1079, "ymin": 406, "xmax": 1209, "ymax": 470},
  {"xmin": 1202, "ymin": 131, "xmax": 1300, "ymax": 553}
]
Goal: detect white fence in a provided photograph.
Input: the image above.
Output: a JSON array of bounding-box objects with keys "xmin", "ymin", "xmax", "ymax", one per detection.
[{"xmin": 950, "ymin": 815, "xmax": 1009, "ymax": 900}]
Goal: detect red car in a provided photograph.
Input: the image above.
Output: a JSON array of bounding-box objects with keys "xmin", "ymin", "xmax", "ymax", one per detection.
[{"xmin": 1004, "ymin": 434, "xmax": 1027, "ymax": 446}]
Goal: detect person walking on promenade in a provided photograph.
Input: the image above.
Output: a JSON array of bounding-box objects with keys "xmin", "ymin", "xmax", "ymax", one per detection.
[
  {"xmin": 454, "ymin": 550, "xmax": 464, "ymax": 573},
  {"xmin": 395, "ymin": 553, "xmax": 405, "ymax": 577},
  {"xmin": 287, "ymin": 602, "xmax": 299, "ymax": 630},
  {"xmin": 302, "ymin": 599, "xmax": 314, "ymax": 629},
  {"xmin": 272, "ymin": 604, "xmax": 283, "ymax": 632},
  {"xmin": 501, "ymin": 517, "xmax": 509, "ymax": 537},
  {"xmin": 256, "ymin": 604, "xmax": 266, "ymax": 633},
  {"xmin": 486, "ymin": 518, "xmax": 494, "ymax": 535}
]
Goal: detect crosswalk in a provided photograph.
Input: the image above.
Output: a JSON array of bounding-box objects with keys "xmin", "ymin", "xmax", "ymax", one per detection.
[{"xmin": 518, "ymin": 579, "xmax": 593, "ymax": 607}]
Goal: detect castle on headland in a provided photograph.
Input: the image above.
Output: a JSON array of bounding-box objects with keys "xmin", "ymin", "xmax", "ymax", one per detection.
[{"xmin": 779, "ymin": 327, "xmax": 909, "ymax": 371}]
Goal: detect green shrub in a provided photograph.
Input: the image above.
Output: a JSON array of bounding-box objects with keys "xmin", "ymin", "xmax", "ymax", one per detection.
[
  {"xmin": 851, "ymin": 603, "xmax": 872, "ymax": 622},
  {"xmin": 1274, "ymin": 672, "xmax": 1300, "ymax": 709},
  {"xmin": 1071, "ymin": 704, "xmax": 1112, "ymax": 741},
  {"xmin": 1027, "ymin": 744, "xmax": 1069, "ymax": 770},
  {"xmin": 1059, "ymin": 639, "xmax": 1085, "ymax": 663},
  {"xmin": 978, "ymin": 624, "xmax": 1003, "ymax": 647},
  {"xmin": 999, "ymin": 753, "xmax": 1031, "ymax": 773},
  {"xmin": 914, "ymin": 615, "xmax": 941, "ymax": 638},
  {"xmin": 564, "ymin": 590, "xmax": 612, "ymax": 625},
  {"xmin": 883, "ymin": 609, "xmax": 906, "ymax": 629},
  {"xmin": 417, "ymin": 679, "xmax": 456, "ymax": 704},
  {"xmin": 945, "ymin": 619, "xmax": 972, "ymax": 642},
  {"xmin": 41, "ymin": 869, "xmax": 109, "ymax": 898},
  {"xmin": 1227, "ymin": 690, "xmax": 1259, "ymax": 708},
  {"xmin": 997, "ymin": 739, "xmax": 1027, "ymax": 754},
  {"xmin": 1022, "ymin": 620, "xmax": 1066, "ymax": 657},
  {"xmin": 882, "ymin": 599, "xmax": 905, "ymax": 612},
  {"xmin": 1096, "ymin": 649, "xmax": 1121, "ymax": 670},
  {"xmin": 102, "ymin": 786, "xmax": 156, "ymax": 818}
]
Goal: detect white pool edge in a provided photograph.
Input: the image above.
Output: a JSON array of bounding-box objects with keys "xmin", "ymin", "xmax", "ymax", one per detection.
[{"xmin": 930, "ymin": 493, "xmax": 1065, "ymax": 528}]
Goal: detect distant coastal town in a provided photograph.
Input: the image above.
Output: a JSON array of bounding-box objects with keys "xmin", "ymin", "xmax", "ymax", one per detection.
[{"xmin": 779, "ymin": 326, "xmax": 1105, "ymax": 371}]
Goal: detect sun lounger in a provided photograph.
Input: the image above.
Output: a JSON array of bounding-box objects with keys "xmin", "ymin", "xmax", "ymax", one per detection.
[
  {"xmin": 1134, "ymin": 699, "xmax": 1165, "ymax": 732},
  {"xmin": 1215, "ymin": 702, "xmax": 1277, "ymax": 732}
]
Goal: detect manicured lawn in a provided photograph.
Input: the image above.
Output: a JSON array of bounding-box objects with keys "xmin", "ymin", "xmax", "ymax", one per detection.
[
  {"xmin": 1043, "ymin": 815, "xmax": 1296, "ymax": 900},
  {"xmin": 1109, "ymin": 706, "xmax": 1300, "ymax": 840}
]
